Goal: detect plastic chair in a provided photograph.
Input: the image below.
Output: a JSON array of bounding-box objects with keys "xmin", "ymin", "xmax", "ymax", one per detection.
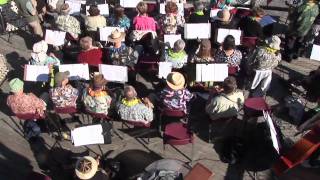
[
  {"xmin": 244, "ymin": 97, "xmax": 271, "ymax": 118},
  {"xmin": 121, "ymin": 120, "xmax": 152, "ymax": 143},
  {"xmin": 184, "ymin": 163, "xmax": 214, "ymax": 180},
  {"xmin": 163, "ymin": 122, "xmax": 194, "ymax": 163},
  {"xmin": 241, "ymin": 37, "xmax": 258, "ymax": 49},
  {"xmin": 159, "ymin": 108, "xmax": 187, "ymax": 133}
]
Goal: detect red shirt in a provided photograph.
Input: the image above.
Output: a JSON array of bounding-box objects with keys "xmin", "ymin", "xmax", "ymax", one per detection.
[{"xmin": 77, "ymin": 48, "xmax": 106, "ymax": 67}]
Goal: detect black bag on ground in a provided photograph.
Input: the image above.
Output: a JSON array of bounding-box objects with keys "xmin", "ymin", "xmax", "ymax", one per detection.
[{"xmin": 219, "ymin": 136, "xmax": 246, "ymax": 165}]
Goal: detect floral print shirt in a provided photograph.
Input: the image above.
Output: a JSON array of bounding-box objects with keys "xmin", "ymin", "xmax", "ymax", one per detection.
[
  {"xmin": 7, "ymin": 93, "xmax": 46, "ymax": 116},
  {"xmin": 55, "ymin": 15, "xmax": 81, "ymax": 34},
  {"xmin": 108, "ymin": 43, "xmax": 139, "ymax": 67},
  {"xmin": 117, "ymin": 99, "xmax": 153, "ymax": 123},
  {"xmin": 108, "ymin": 15, "xmax": 131, "ymax": 31},
  {"xmin": 160, "ymin": 87, "xmax": 194, "ymax": 113},
  {"xmin": 82, "ymin": 88, "xmax": 112, "ymax": 115},
  {"xmin": 215, "ymin": 49, "xmax": 242, "ymax": 68},
  {"xmin": 50, "ymin": 85, "xmax": 79, "ymax": 108},
  {"xmin": 157, "ymin": 13, "xmax": 185, "ymax": 34}
]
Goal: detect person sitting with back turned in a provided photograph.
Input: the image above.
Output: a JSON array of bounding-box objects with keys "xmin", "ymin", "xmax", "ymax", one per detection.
[
  {"xmin": 238, "ymin": 7, "xmax": 264, "ymax": 39},
  {"xmin": 50, "ymin": 71, "xmax": 79, "ymax": 108},
  {"xmin": 206, "ymin": 76, "xmax": 244, "ymax": 121},
  {"xmin": 77, "ymin": 36, "xmax": 107, "ymax": 69},
  {"xmin": 117, "ymin": 85, "xmax": 154, "ymax": 124},
  {"xmin": 108, "ymin": 5, "xmax": 130, "ymax": 31},
  {"xmin": 164, "ymin": 39, "xmax": 188, "ymax": 69},
  {"xmin": 7, "ymin": 78, "xmax": 46, "ymax": 117},
  {"xmin": 30, "ymin": 40, "xmax": 60, "ymax": 66},
  {"xmin": 188, "ymin": 1, "xmax": 209, "ymax": 23},
  {"xmin": 160, "ymin": 72, "xmax": 194, "ymax": 113},
  {"xmin": 82, "ymin": 74, "xmax": 112, "ymax": 116}
]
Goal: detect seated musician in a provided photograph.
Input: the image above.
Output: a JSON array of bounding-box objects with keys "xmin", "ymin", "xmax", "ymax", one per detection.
[
  {"xmin": 164, "ymin": 39, "xmax": 188, "ymax": 69},
  {"xmin": 117, "ymin": 86, "xmax": 154, "ymax": 124},
  {"xmin": 82, "ymin": 74, "xmax": 112, "ymax": 115},
  {"xmin": 206, "ymin": 76, "xmax": 244, "ymax": 121},
  {"xmin": 107, "ymin": 29, "xmax": 139, "ymax": 67},
  {"xmin": 30, "ymin": 40, "xmax": 60, "ymax": 66},
  {"xmin": 237, "ymin": 7, "xmax": 264, "ymax": 39},
  {"xmin": 188, "ymin": 39, "xmax": 215, "ymax": 88},
  {"xmin": 108, "ymin": 5, "xmax": 131, "ymax": 31},
  {"xmin": 7, "ymin": 78, "xmax": 46, "ymax": 117},
  {"xmin": 50, "ymin": 71, "xmax": 79, "ymax": 108}
]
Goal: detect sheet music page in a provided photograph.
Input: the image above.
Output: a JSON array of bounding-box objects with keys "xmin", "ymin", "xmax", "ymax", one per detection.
[
  {"xmin": 24, "ymin": 65, "xmax": 50, "ymax": 82},
  {"xmin": 59, "ymin": 64, "xmax": 90, "ymax": 80},
  {"xmin": 99, "ymin": 64, "xmax": 128, "ymax": 82},
  {"xmin": 214, "ymin": 63, "xmax": 228, "ymax": 82},
  {"xmin": 164, "ymin": 34, "xmax": 181, "ymax": 48},
  {"xmin": 65, "ymin": 0, "xmax": 81, "ymax": 15},
  {"xmin": 310, "ymin": 45, "xmax": 320, "ymax": 61},
  {"xmin": 160, "ymin": 3, "xmax": 184, "ymax": 16},
  {"xmin": 71, "ymin": 124, "xmax": 104, "ymax": 146},
  {"xmin": 99, "ymin": 27, "xmax": 124, "ymax": 41},
  {"xmin": 98, "ymin": 4, "xmax": 109, "ymax": 15},
  {"xmin": 217, "ymin": 28, "xmax": 242, "ymax": 45},
  {"xmin": 196, "ymin": 64, "xmax": 202, "ymax": 82},
  {"xmin": 45, "ymin": 30, "xmax": 66, "ymax": 46},
  {"xmin": 264, "ymin": 111, "xmax": 280, "ymax": 153},
  {"xmin": 201, "ymin": 64, "xmax": 215, "ymax": 82},
  {"xmin": 210, "ymin": 9, "xmax": 220, "ymax": 18},
  {"xmin": 120, "ymin": 0, "xmax": 141, "ymax": 8},
  {"xmin": 47, "ymin": 0, "xmax": 58, "ymax": 9},
  {"xmin": 184, "ymin": 23, "xmax": 211, "ymax": 39},
  {"xmin": 159, "ymin": 62, "xmax": 172, "ymax": 79}
]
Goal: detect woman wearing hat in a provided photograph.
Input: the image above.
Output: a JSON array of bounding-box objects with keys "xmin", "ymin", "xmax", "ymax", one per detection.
[
  {"xmin": 82, "ymin": 74, "xmax": 112, "ymax": 115},
  {"xmin": 7, "ymin": 78, "xmax": 46, "ymax": 117},
  {"xmin": 30, "ymin": 40, "xmax": 60, "ymax": 66},
  {"xmin": 75, "ymin": 156, "xmax": 111, "ymax": 180},
  {"xmin": 55, "ymin": 3, "xmax": 81, "ymax": 39},
  {"xmin": 50, "ymin": 71, "xmax": 79, "ymax": 108},
  {"xmin": 83, "ymin": 5, "xmax": 107, "ymax": 33},
  {"xmin": 160, "ymin": 72, "xmax": 194, "ymax": 113},
  {"xmin": 247, "ymin": 35, "xmax": 282, "ymax": 95},
  {"xmin": 107, "ymin": 29, "xmax": 139, "ymax": 67}
]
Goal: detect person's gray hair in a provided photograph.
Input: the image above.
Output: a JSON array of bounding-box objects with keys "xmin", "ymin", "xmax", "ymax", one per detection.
[
  {"xmin": 124, "ymin": 85, "xmax": 137, "ymax": 100},
  {"xmin": 194, "ymin": 1, "xmax": 204, "ymax": 12},
  {"xmin": 173, "ymin": 39, "xmax": 185, "ymax": 52}
]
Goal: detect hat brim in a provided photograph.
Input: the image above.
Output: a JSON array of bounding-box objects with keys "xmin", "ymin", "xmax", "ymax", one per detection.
[
  {"xmin": 107, "ymin": 32, "xmax": 125, "ymax": 42},
  {"xmin": 75, "ymin": 156, "xmax": 98, "ymax": 180},
  {"xmin": 166, "ymin": 73, "xmax": 185, "ymax": 90}
]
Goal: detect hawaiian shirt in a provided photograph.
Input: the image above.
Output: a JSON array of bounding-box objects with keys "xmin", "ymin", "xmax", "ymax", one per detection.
[
  {"xmin": 50, "ymin": 85, "xmax": 79, "ymax": 108},
  {"xmin": 108, "ymin": 15, "xmax": 131, "ymax": 31},
  {"xmin": 160, "ymin": 87, "xmax": 194, "ymax": 113},
  {"xmin": 215, "ymin": 49, "xmax": 242, "ymax": 68},
  {"xmin": 7, "ymin": 93, "xmax": 46, "ymax": 116},
  {"xmin": 157, "ymin": 13, "xmax": 185, "ymax": 34},
  {"xmin": 247, "ymin": 47, "xmax": 281, "ymax": 71},
  {"xmin": 82, "ymin": 88, "xmax": 112, "ymax": 115},
  {"xmin": 117, "ymin": 99, "xmax": 153, "ymax": 123},
  {"xmin": 108, "ymin": 43, "xmax": 138, "ymax": 67},
  {"xmin": 55, "ymin": 15, "xmax": 81, "ymax": 34},
  {"xmin": 165, "ymin": 49, "xmax": 188, "ymax": 69}
]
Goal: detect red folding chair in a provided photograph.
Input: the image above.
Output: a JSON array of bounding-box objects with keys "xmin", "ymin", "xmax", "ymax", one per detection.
[
  {"xmin": 159, "ymin": 108, "xmax": 187, "ymax": 133},
  {"xmin": 163, "ymin": 122, "xmax": 194, "ymax": 163},
  {"xmin": 244, "ymin": 97, "xmax": 271, "ymax": 118},
  {"xmin": 228, "ymin": 66, "xmax": 239, "ymax": 75},
  {"xmin": 15, "ymin": 113, "xmax": 53, "ymax": 136},
  {"xmin": 135, "ymin": 55, "xmax": 160, "ymax": 74},
  {"xmin": 241, "ymin": 37, "xmax": 258, "ymax": 50}
]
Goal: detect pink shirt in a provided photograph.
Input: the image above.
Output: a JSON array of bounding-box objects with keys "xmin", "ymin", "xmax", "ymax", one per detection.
[{"xmin": 133, "ymin": 15, "xmax": 156, "ymax": 31}]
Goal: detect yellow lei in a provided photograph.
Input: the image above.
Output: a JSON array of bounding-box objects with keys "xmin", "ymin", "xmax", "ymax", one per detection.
[{"xmin": 121, "ymin": 98, "xmax": 141, "ymax": 107}]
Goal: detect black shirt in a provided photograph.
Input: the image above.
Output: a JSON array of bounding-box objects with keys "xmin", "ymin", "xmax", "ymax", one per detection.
[
  {"xmin": 188, "ymin": 13, "xmax": 210, "ymax": 23},
  {"xmin": 238, "ymin": 17, "xmax": 263, "ymax": 39}
]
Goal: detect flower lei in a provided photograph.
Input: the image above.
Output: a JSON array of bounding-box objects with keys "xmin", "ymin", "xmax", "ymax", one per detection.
[
  {"xmin": 88, "ymin": 88, "xmax": 107, "ymax": 97},
  {"xmin": 168, "ymin": 49, "xmax": 186, "ymax": 60},
  {"xmin": 121, "ymin": 98, "xmax": 141, "ymax": 107}
]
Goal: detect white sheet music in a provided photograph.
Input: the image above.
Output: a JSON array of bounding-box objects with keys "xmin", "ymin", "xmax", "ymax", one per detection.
[
  {"xmin": 164, "ymin": 34, "xmax": 181, "ymax": 48},
  {"xmin": 47, "ymin": 0, "xmax": 59, "ymax": 9},
  {"xmin": 217, "ymin": 28, "xmax": 242, "ymax": 45},
  {"xmin": 159, "ymin": 62, "xmax": 172, "ymax": 79},
  {"xmin": 310, "ymin": 45, "xmax": 320, "ymax": 61},
  {"xmin": 184, "ymin": 23, "xmax": 211, "ymax": 39},
  {"xmin": 24, "ymin": 65, "xmax": 50, "ymax": 82},
  {"xmin": 99, "ymin": 64, "xmax": 128, "ymax": 82},
  {"xmin": 71, "ymin": 124, "xmax": 104, "ymax": 146},
  {"xmin": 59, "ymin": 64, "xmax": 90, "ymax": 80},
  {"xmin": 86, "ymin": 4, "xmax": 109, "ymax": 16},
  {"xmin": 196, "ymin": 64, "xmax": 228, "ymax": 82},
  {"xmin": 263, "ymin": 111, "xmax": 280, "ymax": 153},
  {"xmin": 45, "ymin": 30, "xmax": 66, "ymax": 46},
  {"xmin": 214, "ymin": 64, "xmax": 228, "ymax": 82},
  {"xmin": 65, "ymin": 0, "xmax": 81, "ymax": 15},
  {"xmin": 99, "ymin": 27, "xmax": 125, "ymax": 41},
  {"xmin": 120, "ymin": 0, "xmax": 141, "ymax": 8},
  {"xmin": 159, "ymin": 3, "xmax": 184, "ymax": 16},
  {"xmin": 210, "ymin": 9, "xmax": 220, "ymax": 18}
]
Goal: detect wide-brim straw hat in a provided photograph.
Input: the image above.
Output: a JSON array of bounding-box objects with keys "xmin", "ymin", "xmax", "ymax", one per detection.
[
  {"xmin": 265, "ymin": 35, "xmax": 281, "ymax": 50},
  {"xmin": 217, "ymin": 9, "xmax": 231, "ymax": 22},
  {"xmin": 60, "ymin": 3, "xmax": 71, "ymax": 14},
  {"xmin": 75, "ymin": 156, "xmax": 98, "ymax": 180},
  {"xmin": 166, "ymin": 72, "xmax": 185, "ymax": 90},
  {"xmin": 108, "ymin": 29, "xmax": 125, "ymax": 42},
  {"xmin": 93, "ymin": 74, "xmax": 107, "ymax": 88}
]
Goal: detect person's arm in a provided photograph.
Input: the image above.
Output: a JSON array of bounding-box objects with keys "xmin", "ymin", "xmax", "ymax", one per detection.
[{"xmin": 26, "ymin": 0, "xmax": 37, "ymax": 16}]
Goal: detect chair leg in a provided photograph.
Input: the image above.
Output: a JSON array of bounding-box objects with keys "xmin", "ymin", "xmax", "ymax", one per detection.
[
  {"xmin": 208, "ymin": 122, "xmax": 212, "ymax": 143},
  {"xmin": 191, "ymin": 141, "xmax": 194, "ymax": 165}
]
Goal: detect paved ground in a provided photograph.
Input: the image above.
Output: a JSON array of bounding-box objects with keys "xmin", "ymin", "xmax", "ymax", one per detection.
[{"xmin": 1, "ymin": 2, "xmax": 320, "ymax": 180}]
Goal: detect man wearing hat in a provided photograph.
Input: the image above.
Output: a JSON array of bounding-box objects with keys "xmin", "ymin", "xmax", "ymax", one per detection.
[
  {"xmin": 107, "ymin": 29, "xmax": 139, "ymax": 67},
  {"xmin": 83, "ymin": 74, "xmax": 112, "ymax": 115},
  {"xmin": 160, "ymin": 72, "xmax": 194, "ymax": 113},
  {"xmin": 75, "ymin": 156, "xmax": 111, "ymax": 180},
  {"xmin": 7, "ymin": 78, "xmax": 46, "ymax": 117},
  {"xmin": 50, "ymin": 71, "xmax": 79, "ymax": 108},
  {"xmin": 247, "ymin": 35, "xmax": 282, "ymax": 95}
]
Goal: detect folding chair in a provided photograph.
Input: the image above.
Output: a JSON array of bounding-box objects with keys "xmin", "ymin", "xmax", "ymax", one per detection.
[
  {"xmin": 15, "ymin": 113, "xmax": 53, "ymax": 136},
  {"xmin": 159, "ymin": 108, "xmax": 187, "ymax": 133},
  {"xmin": 244, "ymin": 97, "xmax": 271, "ymax": 118},
  {"xmin": 163, "ymin": 122, "xmax": 194, "ymax": 163},
  {"xmin": 121, "ymin": 120, "xmax": 152, "ymax": 143},
  {"xmin": 54, "ymin": 106, "xmax": 80, "ymax": 131}
]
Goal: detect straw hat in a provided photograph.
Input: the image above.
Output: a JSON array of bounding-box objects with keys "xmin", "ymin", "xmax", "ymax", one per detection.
[
  {"xmin": 75, "ymin": 156, "xmax": 98, "ymax": 180},
  {"xmin": 54, "ymin": 71, "xmax": 70, "ymax": 87},
  {"xmin": 60, "ymin": 3, "xmax": 71, "ymax": 14},
  {"xmin": 166, "ymin": 72, "xmax": 185, "ymax": 90},
  {"xmin": 265, "ymin": 35, "xmax": 281, "ymax": 50},
  {"xmin": 217, "ymin": 9, "xmax": 231, "ymax": 22},
  {"xmin": 108, "ymin": 29, "xmax": 125, "ymax": 42},
  {"xmin": 93, "ymin": 74, "xmax": 107, "ymax": 88}
]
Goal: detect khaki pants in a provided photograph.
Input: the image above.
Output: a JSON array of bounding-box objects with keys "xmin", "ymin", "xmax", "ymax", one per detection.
[{"xmin": 28, "ymin": 20, "xmax": 43, "ymax": 38}]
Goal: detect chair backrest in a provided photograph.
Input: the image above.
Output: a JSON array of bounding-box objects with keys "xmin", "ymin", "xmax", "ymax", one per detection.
[
  {"xmin": 161, "ymin": 109, "xmax": 186, "ymax": 118},
  {"xmin": 86, "ymin": 109, "xmax": 110, "ymax": 120},
  {"xmin": 16, "ymin": 113, "xmax": 43, "ymax": 120},
  {"xmin": 184, "ymin": 163, "xmax": 214, "ymax": 180},
  {"xmin": 54, "ymin": 106, "xmax": 77, "ymax": 114},
  {"xmin": 123, "ymin": 120, "xmax": 151, "ymax": 128},
  {"xmin": 241, "ymin": 37, "xmax": 258, "ymax": 49},
  {"xmin": 244, "ymin": 97, "xmax": 270, "ymax": 117},
  {"xmin": 228, "ymin": 66, "xmax": 238, "ymax": 75}
]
